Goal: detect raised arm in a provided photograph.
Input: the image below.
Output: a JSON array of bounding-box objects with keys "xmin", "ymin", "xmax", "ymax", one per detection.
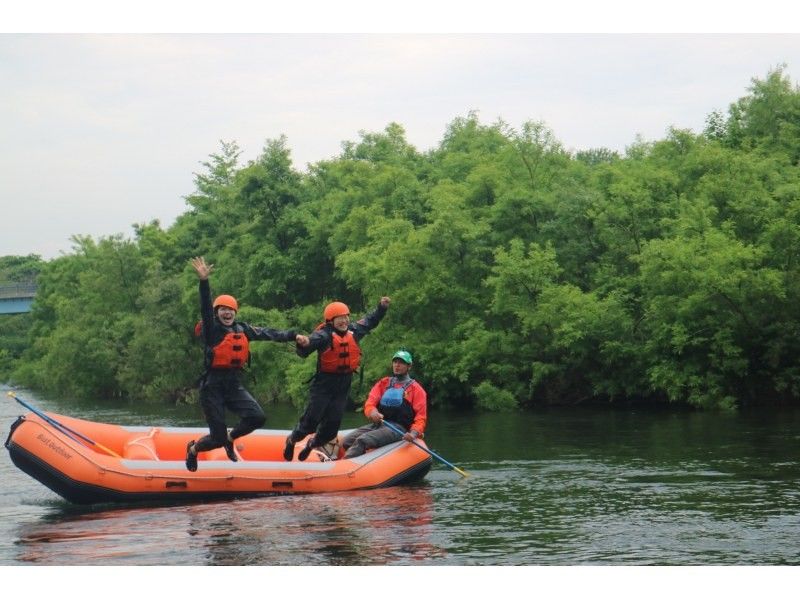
[
  {"xmin": 191, "ymin": 257, "xmax": 215, "ymax": 345},
  {"xmin": 352, "ymin": 296, "xmax": 390, "ymax": 340}
]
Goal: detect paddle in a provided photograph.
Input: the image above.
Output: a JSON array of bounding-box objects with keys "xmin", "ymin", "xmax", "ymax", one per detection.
[
  {"xmin": 7, "ymin": 391, "xmax": 122, "ymax": 458},
  {"xmin": 381, "ymin": 419, "xmax": 470, "ymax": 477}
]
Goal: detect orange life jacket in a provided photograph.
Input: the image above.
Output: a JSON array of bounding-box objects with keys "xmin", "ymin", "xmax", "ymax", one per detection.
[
  {"xmin": 210, "ymin": 330, "xmax": 250, "ymax": 369},
  {"xmin": 318, "ymin": 329, "xmax": 361, "ymax": 374}
]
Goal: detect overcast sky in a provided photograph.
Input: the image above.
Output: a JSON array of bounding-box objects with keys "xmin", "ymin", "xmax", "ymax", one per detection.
[{"xmin": 2, "ymin": 8, "xmax": 800, "ymax": 259}]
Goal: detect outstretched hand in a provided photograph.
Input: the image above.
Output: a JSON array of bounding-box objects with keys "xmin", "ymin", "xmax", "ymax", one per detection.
[
  {"xmin": 190, "ymin": 256, "xmax": 214, "ymax": 280},
  {"xmin": 380, "ymin": 296, "xmax": 391, "ymax": 308},
  {"xmin": 295, "ymin": 334, "xmax": 310, "ymax": 347}
]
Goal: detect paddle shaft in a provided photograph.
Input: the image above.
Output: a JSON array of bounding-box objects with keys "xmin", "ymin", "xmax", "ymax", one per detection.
[
  {"xmin": 382, "ymin": 419, "xmax": 470, "ymax": 477},
  {"xmin": 7, "ymin": 391, "xmax": 122, "ymax": 458}
]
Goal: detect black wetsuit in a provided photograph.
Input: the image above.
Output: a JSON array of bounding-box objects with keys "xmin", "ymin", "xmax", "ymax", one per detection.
[
  {"xmin": 289, "ymin": 301, "xmax": 387, "ymax": 448},
  {"xmin": 194, "ymin": 279, "xmax": 297, "ymax": 452}
]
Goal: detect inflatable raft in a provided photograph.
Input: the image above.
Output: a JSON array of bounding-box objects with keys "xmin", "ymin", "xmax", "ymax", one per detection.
[{"xmin": 4, "ymin": 410, "xmax": 432, "ymax": 505}]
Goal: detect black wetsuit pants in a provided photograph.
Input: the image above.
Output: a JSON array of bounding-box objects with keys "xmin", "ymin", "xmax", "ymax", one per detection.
[
  {"xmin": 195, "ymin": 371, "xmax": 266, "ymax": 452},
  {"xmin": 289, "ymin": 372, "xmax": 352, "ymax": 447}
]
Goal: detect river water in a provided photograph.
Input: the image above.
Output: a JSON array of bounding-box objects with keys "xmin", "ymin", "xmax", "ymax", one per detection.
[{"xmin": 2, "ymin": 384, "xmax": 799, "ymax": 569}]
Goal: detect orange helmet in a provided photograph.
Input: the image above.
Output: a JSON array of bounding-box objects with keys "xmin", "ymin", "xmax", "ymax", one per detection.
[
  {"xmin": 324, "ymin": 301, "xmax": 350, "ymax": 321},
  {"xmin": 213, "ymin": 294, "xmax": 238, "ymax": 311}
]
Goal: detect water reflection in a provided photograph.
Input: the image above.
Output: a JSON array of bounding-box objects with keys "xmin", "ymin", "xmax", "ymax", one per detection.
[
  {"xmin": 195, "ymin": 484, "xmax": 445, "ymax": 565},
  {"xmin": 13, "ymin": 484, "xmax": 444, "ymax": 565}
]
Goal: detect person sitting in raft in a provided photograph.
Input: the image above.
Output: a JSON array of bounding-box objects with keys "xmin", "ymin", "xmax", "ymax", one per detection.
[
  {"xmin": 186, "ymin": 256, "xmax": 309, "ymax": 472},
  {"xmin": 342, "ymin": 349, "xmax": 427, "ymax": 459},
  {"xmin": 284, "ymin": 297, "xmax": 390, "ymax": 462}
]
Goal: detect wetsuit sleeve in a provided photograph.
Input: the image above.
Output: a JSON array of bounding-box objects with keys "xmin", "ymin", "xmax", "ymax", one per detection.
[
  {"xmin": 242, "ymin": 323, "xmax": 297, "ymax": 343},
  {"xmin": 351, "ymin": 301, "xmax": 388, "ymax": 341},
  {"xmin": 409, "ymin": 383, "xmax": 428, "ymax": 436},
  {"xmin": 198, "ymin": 279, "xmax": 215, "ymax": 346},
  {"xmin": 296, "ymin": 327, "xmax": 331, "ymax": 358},
  {"xmin": 363, "ymin": 378, "xmax": 388, "ymax": 417}
]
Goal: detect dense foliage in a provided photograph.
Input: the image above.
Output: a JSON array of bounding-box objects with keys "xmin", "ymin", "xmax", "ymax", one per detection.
[{"xmin": 4, "ymin": 68, "xmax": 800, "ymax": 410}]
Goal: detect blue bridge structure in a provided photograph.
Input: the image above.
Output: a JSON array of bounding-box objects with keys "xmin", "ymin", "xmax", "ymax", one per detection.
[{"xmin": 0, "ymin": 282, "xmax": 37, "ymax": 314}]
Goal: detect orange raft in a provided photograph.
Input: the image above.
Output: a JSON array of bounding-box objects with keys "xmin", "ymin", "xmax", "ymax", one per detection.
[{"xmin": 4, "ymin": 411, "xmax": 432, "ymax": 505}]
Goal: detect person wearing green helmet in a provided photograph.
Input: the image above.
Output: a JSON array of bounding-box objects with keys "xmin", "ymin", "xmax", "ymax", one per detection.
[{"xmin": 341, "ymin": 349, "xmax": 428, "ymax": 459}]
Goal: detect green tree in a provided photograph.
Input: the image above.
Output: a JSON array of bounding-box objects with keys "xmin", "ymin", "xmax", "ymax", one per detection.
[
  {"xmin": 720, "ymin": 66, "xmax": 800, "ymax": 162},
  {"xmin": 638, "ymin": 214, "xmax": 784, "ymax": 408}
]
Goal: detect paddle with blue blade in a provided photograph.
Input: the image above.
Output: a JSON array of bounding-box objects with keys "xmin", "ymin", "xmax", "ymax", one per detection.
[{"xmin": 382, "ymin": 419, "xmax": 470, "ymax": 477}]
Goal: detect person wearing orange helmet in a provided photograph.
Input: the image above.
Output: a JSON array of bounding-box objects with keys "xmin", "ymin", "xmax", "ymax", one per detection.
[
  {"xmin": 284, "ymin": 294, "xmax": 390, "ymax": 461},
  {"xmin": 186, "ymin": 256, "xmax": 309, "ymax": 472}
]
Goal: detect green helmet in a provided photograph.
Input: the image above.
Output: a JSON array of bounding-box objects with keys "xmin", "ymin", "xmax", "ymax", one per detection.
[{"xmin": 392, "ymin": 350, "xmax": 413, "ymax": 365}]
